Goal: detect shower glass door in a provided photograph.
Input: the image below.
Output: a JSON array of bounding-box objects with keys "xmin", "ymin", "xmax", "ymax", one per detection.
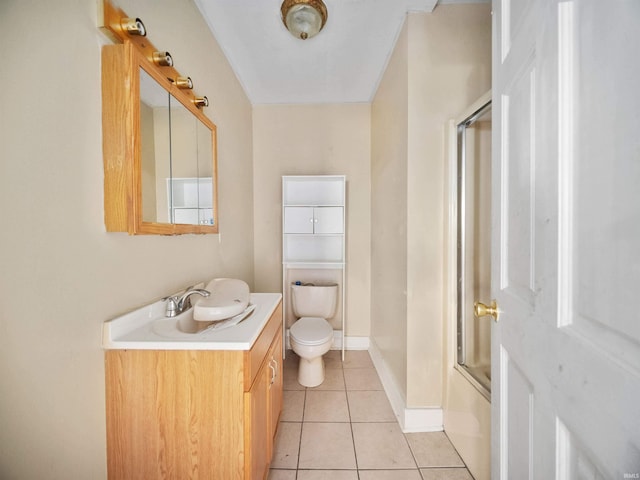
[{"xmin": 456, "ymin": 100, "xmax": 492, "ymax": 394}]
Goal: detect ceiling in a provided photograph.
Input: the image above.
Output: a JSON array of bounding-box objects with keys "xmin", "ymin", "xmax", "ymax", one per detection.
[{"xmin": 193, "ymin": 0, "xmax": 476, "ymax": 105}]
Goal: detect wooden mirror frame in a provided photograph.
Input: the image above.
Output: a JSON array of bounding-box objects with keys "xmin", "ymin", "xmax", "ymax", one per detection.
[{"xmin": 102, "ymin": 42, "xmax": 218, "ymax": 235}]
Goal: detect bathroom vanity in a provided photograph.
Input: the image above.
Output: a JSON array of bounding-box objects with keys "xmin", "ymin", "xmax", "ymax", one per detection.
[{"xmin": 103, "ymin": 293, "xmax": 283, "ymax": 480}]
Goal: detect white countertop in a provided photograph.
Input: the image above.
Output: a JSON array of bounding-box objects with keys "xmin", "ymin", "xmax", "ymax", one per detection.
[{"xmin": 102, "ymin": 292, "xmax": 282, "ymax": 351}]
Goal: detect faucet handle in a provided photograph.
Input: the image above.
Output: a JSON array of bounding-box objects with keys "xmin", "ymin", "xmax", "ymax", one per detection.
[{"xmin": 163, "ymin": 296, "xmax": 179, "ymax": 317}]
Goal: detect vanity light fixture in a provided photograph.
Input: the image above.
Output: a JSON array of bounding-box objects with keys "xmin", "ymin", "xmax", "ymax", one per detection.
[
  {"xmin": 281, "ymin": 0, "xmax": 328, "ymax": 40},
  {"xmin": 174, "ymin": 76, "xmax": 193, "ymax": 89},
  {"xmin": 193, "ymin": 96, "xmax": 209, "ymax": 108},
  {"xmin": 120, "ymin": 17, "xmax": 146, "ymax": 36},
  {"xmin": 152, "ymin": 51, "xmax": 173, "ymax": 67}
]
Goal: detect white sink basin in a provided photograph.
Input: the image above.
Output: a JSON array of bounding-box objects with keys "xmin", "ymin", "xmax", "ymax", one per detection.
[
  {"xmin": 193, "ymin": 278, "xmax": 250, "ymax": 321},
  {"xmin": 152, "ymin": 303, "xmax": 255, "ymax": 335},
  {"xmin": 102, "ymin": 291, "xmax": 282, "ymax": 350}
]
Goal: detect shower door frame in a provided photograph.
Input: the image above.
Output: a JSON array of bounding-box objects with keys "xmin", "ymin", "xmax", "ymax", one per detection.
[{"xmin": 455, "ymin": 94, "xmax": 492, "ymax": 399}]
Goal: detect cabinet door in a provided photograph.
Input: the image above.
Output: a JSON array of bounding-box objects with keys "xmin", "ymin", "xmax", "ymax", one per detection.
[
  {"xmin": 268, "ymin": 332, "xmax": 283, "ymax": 445},
  {"xmin": 313, "ymin": 207, "xmax": 343, "ymax": 234},
  {"xmin": 283, "ymin": 206, "xmax": 314, "ymax": 233},
  {"xmin": 245, "ymin": 364, "xmax": 270, "ymax": 480}
]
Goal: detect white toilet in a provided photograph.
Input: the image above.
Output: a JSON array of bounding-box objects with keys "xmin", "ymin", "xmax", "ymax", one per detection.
[{"xmin": 289, "ymin": 283, "xmax": 337, "ymax": 387}]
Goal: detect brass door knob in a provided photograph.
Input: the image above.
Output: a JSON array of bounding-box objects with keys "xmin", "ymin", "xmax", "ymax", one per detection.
[{"xmin": 474, "ymin": 300, "xmax": 499, "ymax": 322}]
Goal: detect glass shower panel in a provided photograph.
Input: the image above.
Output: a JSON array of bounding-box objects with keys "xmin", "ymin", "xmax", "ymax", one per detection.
[{"xmin": 457, "ymin": 101, "xmax": 492, "ymax": 393}]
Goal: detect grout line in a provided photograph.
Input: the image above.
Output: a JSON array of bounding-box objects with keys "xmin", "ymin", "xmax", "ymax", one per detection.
[
  {"xmin": 402, "ymin": 428, "xmax": 422, "ymax": 473},
  {"xmin": 442, "ymin": 430, "xmax": 474, "ymax": 474},
  {"xmin": 295, "ymin": 387, "xmax": 307, "ymax": 473},
  {"xmin": 343, "ymin": 363, "xmax": 360, "ymax": 476}
]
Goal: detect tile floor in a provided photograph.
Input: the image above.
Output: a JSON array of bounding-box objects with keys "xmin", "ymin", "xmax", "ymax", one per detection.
[{"xmin": 269, "ymin": 350, "xmax": 474, "ymax": 480}]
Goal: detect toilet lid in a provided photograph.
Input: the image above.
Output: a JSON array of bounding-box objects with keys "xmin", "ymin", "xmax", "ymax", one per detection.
[{"xmin": 290, "ymin": 317, "xmax": 333, "ymax": 346}]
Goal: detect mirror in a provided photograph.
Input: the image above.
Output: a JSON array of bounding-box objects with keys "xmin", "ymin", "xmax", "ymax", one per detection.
[
  {"xmin": 102, "ymin": 42, "xmax": 218, "ymax": 235},
  {"xmin": 165, "ymin": 92, "xmax": 214, "ymax": 226},
  {"xmin": 139, "ymin": 68, "xmax": 169, "ymax": 224},
  {"xmin": 139, "ymin": 67, "xmax": 215, "ymax": 227}
]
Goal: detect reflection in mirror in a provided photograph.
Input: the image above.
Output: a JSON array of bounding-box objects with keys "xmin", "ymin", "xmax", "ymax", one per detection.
[
  {"xmin": 165, "ymin": 94, "xmax": 215, "ymax": 226},
  {"xmin": 139, "ymin": 67, "xmax": 216, "ymax": 227},
  {"xmin": 167, "ymin": 94, "xmax": 199, "ymax": 225},
  {"xmin": 139, "ymin": 68, "xmax": 170, "ymax": 223},
  {"xmin": 196, "ymin": 119, "xmax": 214, "ymax": 225}
]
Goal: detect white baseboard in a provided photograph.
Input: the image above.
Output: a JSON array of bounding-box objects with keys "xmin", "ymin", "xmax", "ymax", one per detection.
[{"xmin": 369, "ymin": 338, "xmax": 444, "ymax": 433}]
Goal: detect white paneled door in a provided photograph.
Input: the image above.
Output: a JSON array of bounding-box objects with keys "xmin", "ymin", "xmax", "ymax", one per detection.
[{"xmin": 491, "ymin": 0, "xmax": 640, "ymax": 478}]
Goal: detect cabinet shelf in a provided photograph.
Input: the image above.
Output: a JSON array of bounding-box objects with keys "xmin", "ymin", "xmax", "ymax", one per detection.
[
  {"xmin": 283, "ymin": 261, "xmax": 345, "ymax": 269},
  {"xmin": 282, "ymin": 175, "xmax": 345, "ymax": 207},
  {"xmin": 283, "ymin": 234, "xmax": 343, "ymax": 263},
  {"xmin": 284, "ymin": 233, "xmax": 344, "ymax": 237},
  {"xmin": 283, "ymin": 203, "xmax": 342, "ymax": 207}
]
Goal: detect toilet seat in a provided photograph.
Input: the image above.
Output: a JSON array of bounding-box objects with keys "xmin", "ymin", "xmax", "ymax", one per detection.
[{"xmin": 290, "ymin": 317, "xmax": 333, "ymax": 346}]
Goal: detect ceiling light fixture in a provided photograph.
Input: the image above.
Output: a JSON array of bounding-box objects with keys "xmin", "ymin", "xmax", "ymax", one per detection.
[{"xmin": 281, "ymin": 0, "xmax": 328, "ymax": 40}]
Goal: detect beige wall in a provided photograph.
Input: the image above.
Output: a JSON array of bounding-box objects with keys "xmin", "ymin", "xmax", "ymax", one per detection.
[
  {"xmin": 252, "ymin": 104, "xmax": 371, "ymax": 336},
  {"xmin": 371, "ymin": 20, "xmax": 410, "ymax": 396},
  {"xmin": 371, "ymin": 5, "xmax": 491, "ymax": 407},
  {"xmin": 0, "ymin": 0, "xmax": 253, "ymax": 478}
]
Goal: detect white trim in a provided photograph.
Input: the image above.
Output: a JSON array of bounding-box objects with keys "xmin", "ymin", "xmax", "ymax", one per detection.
[
  {"xmin": 555, "ymin": 418, "xmax": 571, "ymax": 480},
  {"xmin": 403, "ymin": 408, "xmax": 445, "ymax": 433},
  {"xmin": 557, "ymin": 1, "xmax": 575, "ymax": 329},
  {"xmin": 369, "ymin": 338, "xmax": 444, "ymax": 433}
]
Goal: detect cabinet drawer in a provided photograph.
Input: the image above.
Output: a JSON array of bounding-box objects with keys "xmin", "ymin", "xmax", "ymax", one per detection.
[{"xmin": 244, "ymin": 302, "xmax": 282, "ymax": 389}]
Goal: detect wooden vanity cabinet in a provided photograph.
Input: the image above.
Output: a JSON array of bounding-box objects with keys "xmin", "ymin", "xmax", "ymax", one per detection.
[
  {"xmin": 105, "ymin": 301, "xmax": 283, "ymax": 480},
  {"xmin": 269, "ymin": 333, "xmax": 284, "ymax": 442},
  {"xmin": 245, "ymin": 331, "xmax": 283, "ymax": 479}
]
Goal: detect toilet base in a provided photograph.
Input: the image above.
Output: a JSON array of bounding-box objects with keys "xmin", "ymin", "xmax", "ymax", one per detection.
[{"xmin": 297, "ymin": 355, "xmax": 325, "ymax": 387}]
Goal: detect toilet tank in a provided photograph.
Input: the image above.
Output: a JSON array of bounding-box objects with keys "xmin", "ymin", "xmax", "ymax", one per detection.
[{"xmin": 291, "ymin": 283, "xmax": 338, "ymax": 318}]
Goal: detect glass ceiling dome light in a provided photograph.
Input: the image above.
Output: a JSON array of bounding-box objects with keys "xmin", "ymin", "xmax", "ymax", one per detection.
[{"xmin": 281, "ymin": 0, "xmax": 328, "ymax": 40}]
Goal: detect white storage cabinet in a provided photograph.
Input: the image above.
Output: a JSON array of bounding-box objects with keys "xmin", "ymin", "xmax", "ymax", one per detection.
[{"xmin": 282, "ymin": 175, "xmax": 346, "ymax": 358}]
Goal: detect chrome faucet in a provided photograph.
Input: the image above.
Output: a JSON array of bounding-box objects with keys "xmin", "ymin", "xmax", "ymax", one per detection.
[{"xmin": 164, "ymin": 287, "xmax": 210, "ymax": 317}]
